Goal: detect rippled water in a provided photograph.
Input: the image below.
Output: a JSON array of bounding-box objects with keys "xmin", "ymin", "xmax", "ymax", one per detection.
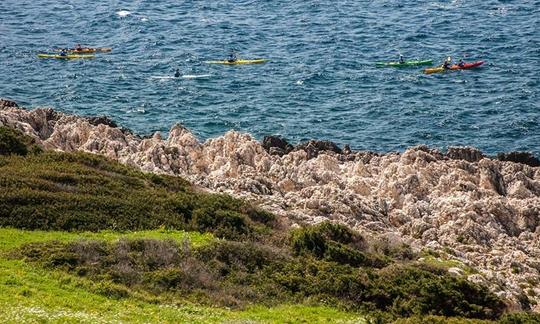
[{"xmin": 1, "ymin": 0, "xmax": 539, "ymax": 153}]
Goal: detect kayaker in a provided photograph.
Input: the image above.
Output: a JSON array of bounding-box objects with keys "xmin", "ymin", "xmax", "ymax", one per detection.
[
  {"xmin": 399, "ymin": 55, "xmax": 405, "ymax": 64},
  {"xmin": 227, "ymin": 51, "xmax": 238, "ymax": 63},
  {"xmin": 75, "ymin": 44, "xmax": 83, "ymax": 51},
  {"xmin": 442, "ymin": 57, "xmax": 452, "ymax": 69},
  {"xmin": 59, "ymin": 50, "xmax": 68, "ymax": 57},
  {"xmin": 174, "ymin": 69, "xmax": 181, "ymax": 78},
  {"xmin": 458, "ymin": 59, "xmax": 465, "ymax": 67}
]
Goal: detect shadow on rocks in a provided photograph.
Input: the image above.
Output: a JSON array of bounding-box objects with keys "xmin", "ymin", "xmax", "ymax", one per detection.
[
  {"xmin": 262, "ymin": 135, "xmax": 294, "ymax": 156},
  {"xmin": 497, "ymin": 152, "xmax": 540, "ymax": 167},
  {"xmin": 86, "ymin": 116, "xmax": 133, "ymax": 136}
]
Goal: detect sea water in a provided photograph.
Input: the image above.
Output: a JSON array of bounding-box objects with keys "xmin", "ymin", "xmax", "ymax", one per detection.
[{"xmin": 0, "ymin": 0, "xmax": 538, "ymax": 154}]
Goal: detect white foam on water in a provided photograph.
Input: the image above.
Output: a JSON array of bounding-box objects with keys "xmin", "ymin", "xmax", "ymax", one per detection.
[{"xmin": 116, "ymin": 10, "xmax": 131, "ymax": 17}]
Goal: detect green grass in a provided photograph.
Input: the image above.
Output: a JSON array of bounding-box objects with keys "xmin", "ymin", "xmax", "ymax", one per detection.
[
  {"xmin": 420, "ymin": 255, "xmax": 478, "ymax": 276},
  {"xmin": 0, "ymin": 227, "xmax": 214, "ymax": 253},
  {"xmin": 0, "ymin": 228, "xmax": 364, "ymax": 323}
]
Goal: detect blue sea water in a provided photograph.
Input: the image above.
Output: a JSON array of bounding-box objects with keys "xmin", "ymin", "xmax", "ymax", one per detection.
[{"xmin": 0, "ymin": 0, "xmax": 539, "ymax": 154}]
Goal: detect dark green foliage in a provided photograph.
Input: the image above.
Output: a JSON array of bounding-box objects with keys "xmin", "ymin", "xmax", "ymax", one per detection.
[
  {"xmin": 369, "ymin": 264, "xmax": 504, "ymax": 319},
  {"xmin": 0, "ymin": 151, "xmax": 274, "ymax": 239},
  {"xmin": 499, "ymin": 311, "xmax": 540, "ymax": 323},
  {"xmin": 15, "ymin": 236, "xmax": 504, "ymax": 320},
  {"xmin": 191, "ymin": 208, "xmax": 250, "ymax": 240},
  {"xmin": 196, "ymin": 240, "xmax": 283, "ymax": 273},
  {"xmin": 290, "ymin": 222, "xmax": 386, "ymax": 267},
  {"xmin": 390, "ymin": 315, "xmax": 491, "ymax": 323},
  {"xmin": 0, "ymin": 126, "xmax": 41, "ymax": 156}
]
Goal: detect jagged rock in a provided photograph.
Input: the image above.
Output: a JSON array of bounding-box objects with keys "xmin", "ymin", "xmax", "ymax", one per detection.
[
  {"xmin": 86, "ymin": 116, "xmax": 118, "ymax": 128},
  {"xmin": 1, "ymin": 102, "xmax": 540, "ymax": 310},
  {"xmin": 447, "ymin": 146, "xmax": 485, "ymax": 162},
  {"xmin": 0, "ymin": 99, "xmax": 18, "ymax": 109},
  {"xmin": 498, "ymin": 151, "xmax": 540, "ymax": 167},
  {"xmin": 262, "ymin": 135, "xmax": 293, "ymax": 156},
  {"xmin": 295, "ymin": 139, "xmax": 342, "ymax": 159},
  {"xmin": 269, "ymin": 147, "xmax": 286, "ymax": 156}
]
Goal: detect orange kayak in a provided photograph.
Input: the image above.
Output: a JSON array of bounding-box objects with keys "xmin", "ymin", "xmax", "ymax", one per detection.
[{"xmin": 424, "ymin": 61, "xmax": 484, "ymax": 74}]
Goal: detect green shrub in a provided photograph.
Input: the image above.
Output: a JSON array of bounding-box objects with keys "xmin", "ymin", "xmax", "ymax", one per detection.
[
  {"xmin": 369, "ymin": 264, "xmax": 504, "ymax": 320},
  {"xmin": 15, "ymin": 236, "xmax": 505, "ymax": 319},
  {"xmin": 499, "ymin": 311, "xmax": 540, "ymax": 323},
  {"xmin": 0, "ymin": 126, "xmax": 41, "ymax": 156},
  {"xmin": 191, "ymin": 209, "xmax": 250, "ymax": 240},
  {"xmin": 290, "ymin": 222, "xmax": 385, "ymax": 267}
]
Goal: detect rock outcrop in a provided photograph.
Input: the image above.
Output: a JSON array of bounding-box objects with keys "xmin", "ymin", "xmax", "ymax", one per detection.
[{"xmin": 1, "ymin": 101, "xmax": 539, "ymax": 311}]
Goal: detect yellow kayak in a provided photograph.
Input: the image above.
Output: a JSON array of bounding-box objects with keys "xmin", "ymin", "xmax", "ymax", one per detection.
[
  {"xmin": 37, "ymin": 53, "xmax": 95, "ymax": 59},
  {"xmin": 424, "ymin": 66, "xmax": 445, "ymax": 74},
  {"xmin": 205, "ymin": 59, "xmax": 268, "ymax": 65},
  {"xmin": 53, "ymin": 47, "xmax": 112, "ymax": 53}
]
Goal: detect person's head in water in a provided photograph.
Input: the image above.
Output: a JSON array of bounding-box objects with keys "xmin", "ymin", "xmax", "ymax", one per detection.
[{"xmin": 174, "ymin": 69, "xmax": 180, "ymax": 77}]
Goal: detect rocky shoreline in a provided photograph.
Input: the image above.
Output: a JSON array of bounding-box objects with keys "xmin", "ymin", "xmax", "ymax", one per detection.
[{"xmin": 1, "ymin": 98, "xmax": 539, "ymax": 311}]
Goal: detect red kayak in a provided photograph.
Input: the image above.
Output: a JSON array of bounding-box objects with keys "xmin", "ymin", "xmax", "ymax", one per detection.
[
  {"xmin": 424, "ymin": 61, "xmax": 484, "ymax": 74},
  {"xmin": 449, "ymin": 61, "xmax": 484, "ymax": 70}
]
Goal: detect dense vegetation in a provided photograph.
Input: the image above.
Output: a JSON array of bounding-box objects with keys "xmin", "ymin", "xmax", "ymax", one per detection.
[
  {"xmin": 1, "ymin": 126, "xmax": 538, "ymax": 322},
  {"xmin": 0, "ymin": 128, "xmax": 274, "ymax": 239}
]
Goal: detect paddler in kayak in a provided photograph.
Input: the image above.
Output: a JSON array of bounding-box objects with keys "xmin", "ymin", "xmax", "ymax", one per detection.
[
  {"xmin": 457, "ymin": 59, "xmax": 465, "ymax": 67},
  {"xmin": 442, "ymin": 56, "xmax": 452, "ymax": 70},
  {"xmin": 59, "ymin": 49, "xmax": 68, "ymax": 57},
  {"xmin": 227, "ymin": 51, "xmax": 238, "ymax": 63},
  {"xmin": 174, "ymin": 69, "xmax": 181, "ymax": 78},
  {"xmin": 399, "ymin": 55, "xmax": 405, "ymax": 64}
]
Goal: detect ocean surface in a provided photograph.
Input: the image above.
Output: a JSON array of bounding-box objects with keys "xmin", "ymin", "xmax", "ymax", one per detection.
[{"xmin": 1, "ymin": 0, "xmax": 539, "ymax": 154}]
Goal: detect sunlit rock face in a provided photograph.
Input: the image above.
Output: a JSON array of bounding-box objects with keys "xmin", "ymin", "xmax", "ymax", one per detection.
[{"xmin": 1, "ymin": 100, "xmax": 539, "ymax": 311}]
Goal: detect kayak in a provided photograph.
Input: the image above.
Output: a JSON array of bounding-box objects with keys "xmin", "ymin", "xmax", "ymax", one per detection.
[
  {"xmin": 149, "ymin": 74, "xmax": 211, "ymax": 80},
  {"xmin": 37, "ymin": 53, "xmax": 95, "ymax": 59},
  {"xmin": 205, "ymin": 59, "xmax": 268, "ymax": 65},
  {"xmin": 375, "ymin": 60, "xmax": 433, "ymax": 67},
  {"xmin": 53, "ymin": 47, "xmax": 112, "ymax": 53},
  {"xmin": 424, "ymin": 61, "xmax": 484, "ymax": 74}
]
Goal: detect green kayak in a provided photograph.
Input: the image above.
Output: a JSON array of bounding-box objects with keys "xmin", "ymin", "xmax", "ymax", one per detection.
[{"xmin": 375, "ymin": 60, "xmax": 433, "ymax": 67}]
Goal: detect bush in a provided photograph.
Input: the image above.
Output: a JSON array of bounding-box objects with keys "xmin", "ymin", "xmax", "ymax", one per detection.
[
  {"xmin": 369, "ymin": 264, "xmax": 504, "ymax": 320},
  {"xmin": 499, "ymin": 311, "xmax": 540, "ymax": 324},
  {"xmin": 15, "ymin": 236, "xmax": 505, "ymax": 319},
  {"xmin": 0, "ymin": 127, "xmax": 41, "ymax": 156},
  {"xmin": 191, "ymin": 209, "xmax": 251, "ymax": 240},
  {"xmin": 290, "ymin": 222, "xmax": 385, "ymax": 267}
]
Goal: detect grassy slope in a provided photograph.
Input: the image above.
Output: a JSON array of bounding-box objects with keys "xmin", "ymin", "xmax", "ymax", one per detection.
[
  {"xmin": 0, "ymin": 127, "xmax": 364, "ymax": 322},
  {"xmin": 0, "ymin": 230, "xmax": 363, "ymax": 323}
]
